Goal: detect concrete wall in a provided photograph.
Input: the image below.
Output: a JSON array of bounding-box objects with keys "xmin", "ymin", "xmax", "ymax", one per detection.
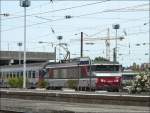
[
  {"xmin": 0, "ymin": 51, "xmax": 56, "ymax": 65},
  {"xmin": 1, "ymin": 90, "xmax": 150, "ymax": 107},
  {"xmin": 0, "ymin": 51, "xmax": 55, "ymax": 61}
]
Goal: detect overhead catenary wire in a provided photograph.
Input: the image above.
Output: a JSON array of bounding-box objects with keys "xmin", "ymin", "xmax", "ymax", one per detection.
[
  {"xmin": 126, "ymin": 31, "xmax": 149, "ymax": 36},
  {"xmin": 2, "ymin": 3, "xmax": 149, "ymax": 32},
  {"xmin": 74, "ymin": 3, "xmax": 149, "ymax": 18},
  {"xmin": 3, "ymin": 2, "xmax": 148, "ymax": 21},
  {"xmin": 6, "ymin": 2, "xmax": 50, "ymax": 16},
  {"xmin": 2, "ymin": 0, "xmax": 110, "ymax": 21},
  {"xmin": 78, "ymin": 16, "xmax": 148, "ymax": 22},
  {"xmin": 3, "ymin": 19, "xmax": 149, "ymax": 33}
]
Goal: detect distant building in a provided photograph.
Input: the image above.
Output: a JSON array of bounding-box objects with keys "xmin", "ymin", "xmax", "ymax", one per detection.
[{"xmin": 141, "ymin": 63, "xmax": 150, "ymax": 70}]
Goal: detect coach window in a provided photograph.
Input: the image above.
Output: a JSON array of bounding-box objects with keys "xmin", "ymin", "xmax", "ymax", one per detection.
[
  {"xmin": 4, "ymin": 73, "xmax": 6, "ymax": 79},
  {"xmin": 13, "ymin": 72, "xmax": 15, "ymax": 78},
  {"xmin": 2, "ymin": 72, "xmax": 4, "ymax": 78},
  {"xmin": 8, "ymin": 74, "xmax": 11, "ymax": 78},
  {"xmin": 28, "ymin": 71, "xmax": 31, "ymax": 78},
  {"xmin": 1, "ymin": 72, "xmax": 3, "ymax": 79},
  {"xmin": 12, "ymin": 72, "xmax": 14, "ymax": 78},
  {"xmin": 36, "ymin": 71, "xmax": 39, "ymax": 78},
  {"xmin": 13, "ymin": 72, "xmax": 16, "ymax": 78},
  {"xmin": 10, "ymin": 72, "xmax": 13, "ymax": 78},
  {"xmin": 30, "ymin": 71, "xmax": 33, "ymax": 78},
  {"xmin": 7, "ymin": 72, "xmax": 9, "ymax": 78},
  {"xmin": 6, "ymin": 73, "xmax": 9, "ymax": 79},
  {"xmin": 32, "ymin": 71, "xmax": 35, "ymax": 78},
  {"xmin": 10, "ymin": 73, "xmax": 12, "ymax": 78},
  {"xmin": 21, "ymin": 72, "xmax": 23, "ymax": 76},
  {"xmin": 9, "ymin": 72, "xmax": 12, "ymax": 78},
  {"xmin": 8, "ymin": 73, "xmax": 10, "ymax": 78},
  {"xmin": 26, "ymin": 71, "xmax": 29, "ymax": 79},
  {"xmin": 0, "ymin": 72, "xmax": 1, "ymax": 79},
  {"xmin": 17, "ymin": 72, "xmax": 20, "ymax": 78},
  {"xmin": 5, "ymin": 73, "xmax": 7, "ymax": 79}
]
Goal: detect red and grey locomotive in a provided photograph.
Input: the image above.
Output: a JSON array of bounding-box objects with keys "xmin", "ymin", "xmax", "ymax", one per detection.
[{"xmin": 42, "ymin": 59, "xmax": 122, "ymax": 91}]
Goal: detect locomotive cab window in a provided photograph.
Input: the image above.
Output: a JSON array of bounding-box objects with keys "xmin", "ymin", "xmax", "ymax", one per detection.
[{"xmin": 92, "ymin": 65, "xmax": 120, "ymax": 72}]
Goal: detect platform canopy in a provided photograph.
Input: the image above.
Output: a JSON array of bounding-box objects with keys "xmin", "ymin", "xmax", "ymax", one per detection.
[{"xmin": 0, "ymin": 51, "xmax": 56, "ymax": 66}]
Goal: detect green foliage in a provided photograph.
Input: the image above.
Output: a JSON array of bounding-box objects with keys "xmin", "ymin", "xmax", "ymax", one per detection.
[
  {"xmin": 37, "ymin": 79, "xmax": 48, "ymax": 88},
  {"xmin": 123, "ymin": 81, "xmax": 133, "ymax": 86},
  {"xmin": 94, "ymin": 56, "xmax": 109, "ymax": 63},
  {"xmin": 67, "ymin": 80, "xmax": 77, "ymax": 89},
  {"xmin": 8, "ymin": 77, "xmax": 23, "ymax": 88}
]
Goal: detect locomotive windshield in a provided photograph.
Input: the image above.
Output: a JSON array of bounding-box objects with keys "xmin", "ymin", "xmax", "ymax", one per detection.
[{"xmin": 92, "ymin": 65, "xmax": 120, "ymax": 72}]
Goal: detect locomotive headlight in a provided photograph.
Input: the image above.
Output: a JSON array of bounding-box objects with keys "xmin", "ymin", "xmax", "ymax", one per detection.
[
  {"xmin": 101, "ymin": 79, "xmax": 105, "ymax": 82},
  {"xmin": 114, "ymin": 79, "xmax": 119, "ymax": 82}
]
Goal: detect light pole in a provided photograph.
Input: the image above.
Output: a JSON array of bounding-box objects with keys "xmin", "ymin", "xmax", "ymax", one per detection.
[
  {"xmin": 57, "ymin": 36, "xmax": 63, "ymax": 62},
  {"xmin": 112, "ymin": 24, "xmax": 120, "ymax": 63},
  {"xmin": 17, "ymin": 42, "xmax": 22, "ymax": 65},
  {"xmin": 20, "ymin": 0, "xmax": 30, "ymax": 89}
]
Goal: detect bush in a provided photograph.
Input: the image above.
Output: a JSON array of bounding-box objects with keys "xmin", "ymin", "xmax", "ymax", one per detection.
[
  {"xmin": 37, "ymin": 79, "xmax": 48, "ymax": 88},
  {"xmin": 8, "ymin": 77, "xmax": 23, "ymax": 88},
  {"xmin": 129, "ymin": 71, "xmax": 150, "ymax": 94},
  {"xmin": 123, "ymin": 81, "xmax": 133, "ymax": 86},
  {"xmin": 67, "ymin": 80, "xmax": 77, "ymax": 89}
]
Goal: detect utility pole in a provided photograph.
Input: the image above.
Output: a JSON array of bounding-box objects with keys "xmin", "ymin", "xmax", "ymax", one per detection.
[
  {"xmin": 113, "ymin": 48, "xmax": 116, "ymax": 63},
  {"xmin": 73, "ymin": 33, "xmax": 124, "ymax": 62},
  {"xmin": 81, "ymin": 32, "xmax": 83, "ymax": 58}
]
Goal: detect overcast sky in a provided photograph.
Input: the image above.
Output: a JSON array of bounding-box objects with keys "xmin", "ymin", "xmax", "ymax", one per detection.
[{"xmin": 1, "ymin": 0, "xmax": 149, "ymax": 66}]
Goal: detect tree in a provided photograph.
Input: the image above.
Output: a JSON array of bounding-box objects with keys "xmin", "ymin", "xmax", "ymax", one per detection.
[{"xmin": 94, "ymin": 56, "xmax": 109, "ymax": 63}]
